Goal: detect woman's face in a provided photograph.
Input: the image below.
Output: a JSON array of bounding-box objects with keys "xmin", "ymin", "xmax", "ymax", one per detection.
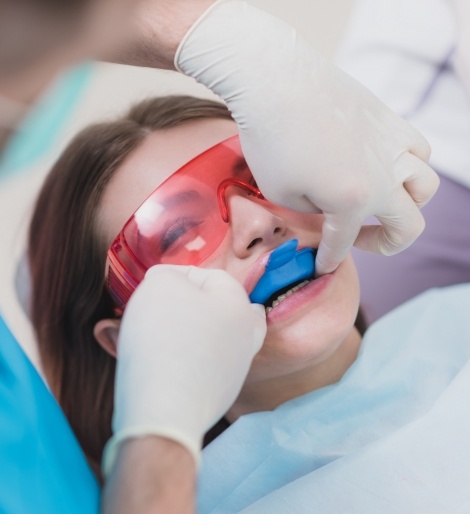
[{"xmin": 98, "ymin": 118, "xmax": 360, "ymax": 385}]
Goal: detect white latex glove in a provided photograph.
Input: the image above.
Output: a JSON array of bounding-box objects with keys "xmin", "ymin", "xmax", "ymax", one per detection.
[
  {"xmin": 176, "ymin": 0, "xmax": 439, "ymax": 274},
  {"xmin": 102, "ymin": 265, "xmax": 266, "ymax": 475},
  {"xmin": 448, "ymin": 0, "xmax": 470, "ymax": 97}
]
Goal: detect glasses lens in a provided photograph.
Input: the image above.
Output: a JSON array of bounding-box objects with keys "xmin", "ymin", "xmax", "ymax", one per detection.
[{"xmin": 107, "ymin": 136, "xmax": 252, "ymax": 309}]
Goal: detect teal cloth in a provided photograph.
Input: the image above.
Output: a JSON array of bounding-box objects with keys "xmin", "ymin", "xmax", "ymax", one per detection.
[
  {"xmin": 198, "ymin": 284, "xmax": 470, "ymax": 513},
  {"xmin": 0, "ymin": 316, "xmax": 99, "ymax": 513},
  {"xmin": 0, "ymin": 63, "xmax": 91, "ymax": 179}
]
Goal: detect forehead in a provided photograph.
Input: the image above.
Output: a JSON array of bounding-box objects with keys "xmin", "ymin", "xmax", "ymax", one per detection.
[{"xmin": 98, "ymin": 118, "xmax": 238, "ymax": 245}]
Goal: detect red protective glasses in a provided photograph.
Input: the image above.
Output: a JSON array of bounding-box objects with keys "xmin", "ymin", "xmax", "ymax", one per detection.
[{"xmin": 106, "ymin": 135, "xmax": 265, "ymax": 311}]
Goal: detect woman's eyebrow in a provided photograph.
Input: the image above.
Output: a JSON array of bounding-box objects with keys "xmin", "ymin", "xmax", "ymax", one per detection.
[{"xmin": 160, "ymin": 189, "xmax": 203, "ymax": 209}]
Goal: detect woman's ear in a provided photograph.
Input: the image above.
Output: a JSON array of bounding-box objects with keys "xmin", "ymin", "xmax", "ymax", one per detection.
[{"xmin": 93, "ymin": 319, "xmax": 121, "ymax": 358}]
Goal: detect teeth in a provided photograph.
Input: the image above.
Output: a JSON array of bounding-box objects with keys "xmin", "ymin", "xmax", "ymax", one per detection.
[{"xmin": 265, "ymin": 279, "xmax": 312, "ymax": 314}]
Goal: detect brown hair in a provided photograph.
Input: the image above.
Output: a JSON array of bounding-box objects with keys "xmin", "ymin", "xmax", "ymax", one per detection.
[{"xmin": 28, "ymin": 95, "xmax": 233, "ymax": 477}]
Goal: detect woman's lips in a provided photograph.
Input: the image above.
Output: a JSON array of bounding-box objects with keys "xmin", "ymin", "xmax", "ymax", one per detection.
[
  {"xmin": 244, "ymin": 251, "xmax": 272, "ymax": 296},
  {"xmin": 265, "ymin": 271, "xmax": 334, "ymax": 324}
]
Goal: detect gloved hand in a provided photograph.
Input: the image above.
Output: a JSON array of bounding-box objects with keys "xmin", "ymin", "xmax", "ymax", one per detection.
[
  {"xmin": 176, "ymin": 0, "xmax": 440, "ymax": 274},
  {"xmin": 447, "ymin": 0, "xmax": 470, "ymax": 97},
  {"xmin": 102, "ymin": 265, "xmax": 266, "ymax": 475}
]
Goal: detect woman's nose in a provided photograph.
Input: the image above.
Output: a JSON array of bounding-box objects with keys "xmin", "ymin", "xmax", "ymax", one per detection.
[{"xmin": 226, "ymin": 191, "xmax": 287, "ymax": 258}]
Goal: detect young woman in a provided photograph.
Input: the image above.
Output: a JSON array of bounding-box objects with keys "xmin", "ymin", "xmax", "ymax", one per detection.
[
  {"xmin": 28, "ymin": 94, "xmax": 364, "ymax": 471},
  {"xmin": 28, "ymin": 95, "xmax": 470, "ymax": 512}
]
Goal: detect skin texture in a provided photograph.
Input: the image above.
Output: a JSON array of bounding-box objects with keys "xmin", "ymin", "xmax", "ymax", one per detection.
[
  {"xmin": 109, "ymin": 0, "xmax": 216, "ymax": 69},
  {"xmin": 0, "ymin": 0, "xmax": 136, "ymax": 154},
  {"xmin": 95, "ymin": 118, "xmax": 362, "ymax": 423},
  {"xmin": 0, "ymin": 0, "xmax": 216, "ymax": 97},
  {"xmin": 0, "ymin": 0, "xmax": 136, "ymax": 103},
  {"xmin": 0, "ymin": 0, "xmax": 215, "ymax": 152},
  {"xmin": 102, "ymin": 436, "xmax": 196, "ymax": 514}
]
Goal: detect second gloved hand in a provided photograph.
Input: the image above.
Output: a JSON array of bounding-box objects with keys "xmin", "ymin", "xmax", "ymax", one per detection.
[
  {"xmin": 102, "ymin": 265, "xmax": 266, "ymax": 475},
  {"xmin": 176, "ymin": 0, "xmax": 440, "ymax": 274}
]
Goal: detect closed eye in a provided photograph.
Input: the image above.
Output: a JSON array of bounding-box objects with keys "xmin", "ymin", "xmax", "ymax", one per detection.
[{"xmin": 160, "ymin": 218, "xmax": 204, "ymax": 253}]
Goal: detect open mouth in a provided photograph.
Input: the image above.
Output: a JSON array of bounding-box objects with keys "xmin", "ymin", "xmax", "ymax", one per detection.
[
  {"xmin": 249, "ymin": 239, "xmax": 317, "ymax": 313},
  {"xmin": 264, "ymin": 276, "xmax": 314, "ymax": 313}
]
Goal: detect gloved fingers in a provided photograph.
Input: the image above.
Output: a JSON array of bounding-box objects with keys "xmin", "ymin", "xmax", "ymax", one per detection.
[
  {"xmin": 189, "ymin": 268, "xmax": 267, "ymax": 348},
  {"xmin": 395, "ymin": 152, "xmax": 440, "ymax": 208},
  {"xmin": 248, "ymin": 304, "xmax": 267, "ymax": 352},
  {"xmin": 399, "ymin": 120, "xmax": 432, "ymax": 162},
  {"xmin": 315, "ymin": 213, "xmax": 361, "ymax": 275},
  {"xmin": 186, "ymin": 266, "xmax": 243, "ymax": 293},
  {"xmin": 134, "ymin": 265, "xmax": 200, "ymax": 303},
  {"xmin": 143, "ymin": 264, "xmax": 266, "ymax": 347},
  {"xmin": 146, "ymin": 264, "xmax": 242, "ymax": 294},
  {"xmin": 387, "ymin": 107, "xmax": 431, "ymax": 161},
  {"xmin": 145, "ymin": 263, "xmax": 198, "ymax": 282},
  {"xmin": 354, "ymin": 192, "xmax": 426, "ymax": 255},
  {"xmin": 144, "ymin": 264, "xmax": 230, "ymax": 296}
]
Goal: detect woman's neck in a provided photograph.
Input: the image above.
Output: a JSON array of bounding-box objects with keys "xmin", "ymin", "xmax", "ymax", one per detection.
[{"xmin": 226, "ymin": 327, "xmax": 362, "ymax": 423}]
